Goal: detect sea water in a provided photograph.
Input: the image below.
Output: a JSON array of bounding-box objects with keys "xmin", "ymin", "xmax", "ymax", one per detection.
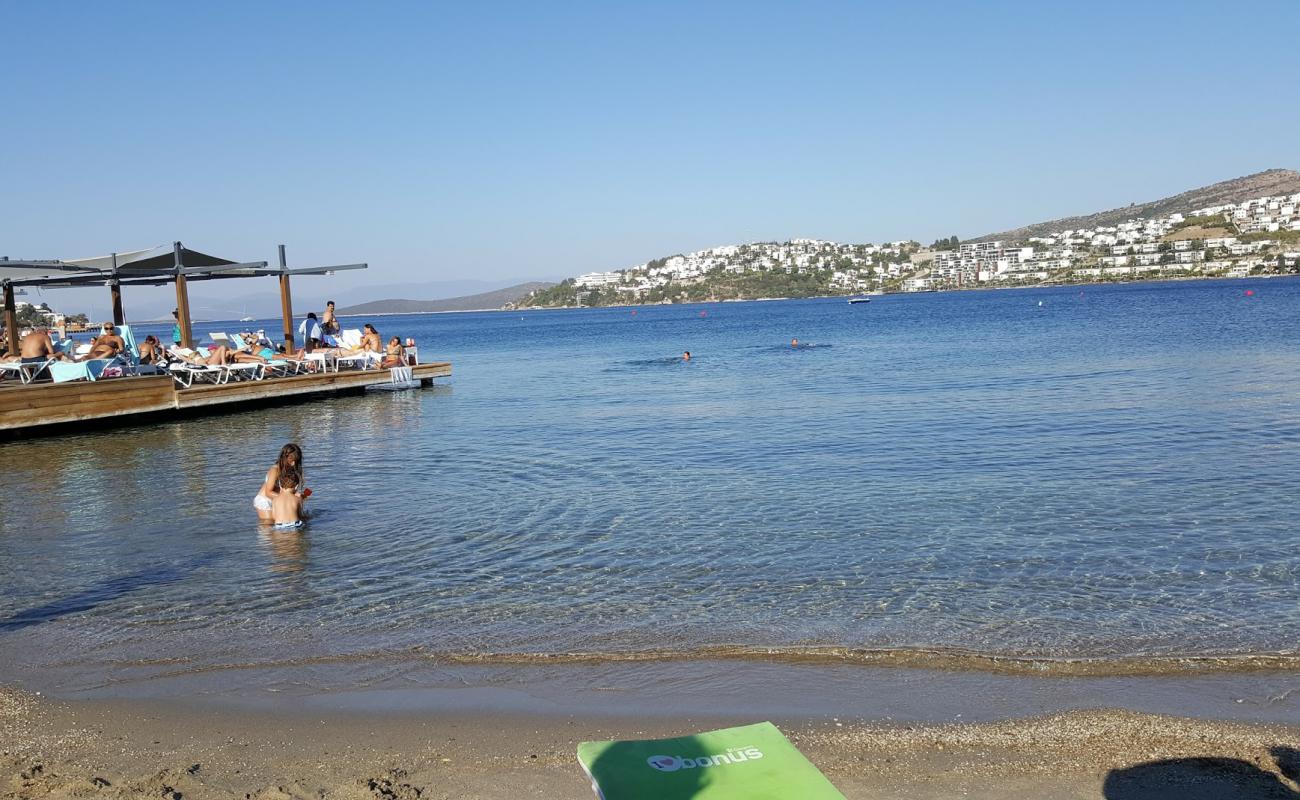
[{"xmin": 1, "ymin": 279, "xmax": 1298, "ymax": 695}]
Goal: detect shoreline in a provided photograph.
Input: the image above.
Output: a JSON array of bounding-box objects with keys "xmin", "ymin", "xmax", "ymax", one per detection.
[
  {"xmin": 4, "ymin": 687, "xmax": 1298, "ymax": 799},
  {"xmin": 6, "ymin": 657, "xmax": 1298, "ymax": 728}
]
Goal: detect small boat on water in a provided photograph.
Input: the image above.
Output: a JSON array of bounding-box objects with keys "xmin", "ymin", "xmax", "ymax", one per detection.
[{"xmin": 847, "ymin": 297, "xmax": 871, "ymax": 304}]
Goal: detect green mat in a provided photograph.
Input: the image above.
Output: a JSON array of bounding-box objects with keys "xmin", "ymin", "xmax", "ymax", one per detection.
[{"xmin": 577, "ymin": 721, "xmax": 846, "ymax": 799}]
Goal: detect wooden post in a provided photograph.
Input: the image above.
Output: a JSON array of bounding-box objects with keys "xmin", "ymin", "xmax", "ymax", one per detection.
[
  {"xmin": 110, "ymin": 283, "xmax": 124, "ymax": 325},
  {"xmin": 173, "ymin": 242, "xmax": 194, "ymax": 349},
  {"xmin": 278, "ymin": 244, "xmax": 295, "ymax": 352},
  {"xmin": 109, "ymin": 252, "xmax": 125, "ymax": 325},
  {"xmin": 3, "ymin": 282, "xmax": 17, "ymax": 356}
]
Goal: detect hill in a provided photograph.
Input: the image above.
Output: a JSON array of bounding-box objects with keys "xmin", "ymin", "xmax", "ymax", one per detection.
[
  {"xmin": 972, "ymin": 168, "xmax": 1300, "ymax": 242},
  {"xmin": 338, "ymin": 282, "xmax": 556, "ymax": 315}
]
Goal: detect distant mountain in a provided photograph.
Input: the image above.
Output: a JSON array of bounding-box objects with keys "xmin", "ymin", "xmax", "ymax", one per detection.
[
  {"xmin": 972, "ymin": 168, "xmax": 1300, "ymax": 242},
  {"xmin": 337, "ymin": 282, "xmax": 556, "ymax": 315}
]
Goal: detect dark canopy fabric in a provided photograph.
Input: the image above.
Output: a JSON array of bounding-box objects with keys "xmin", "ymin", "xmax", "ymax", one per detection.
[
  {"xmin": 0, "ymin": 261, "xmax": 91, "ymax": 283},
  {"xmin": 64, "ymin": 245, "xmax": 237, "ymax": 276},
  {"xmin": 3, "ymin": 245, "xmax": 245, "ymax": 287}
]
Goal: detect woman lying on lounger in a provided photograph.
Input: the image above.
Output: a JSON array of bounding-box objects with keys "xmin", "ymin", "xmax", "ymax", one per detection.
[{"xmin": 176, "ymin": 345, "xmax": 268, "ymax": 366}]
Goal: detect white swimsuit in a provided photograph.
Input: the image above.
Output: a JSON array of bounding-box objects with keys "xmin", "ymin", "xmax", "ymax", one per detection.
[{"xmin": 253, "ymin": 493, "xmax": 273, "ymax": 513}]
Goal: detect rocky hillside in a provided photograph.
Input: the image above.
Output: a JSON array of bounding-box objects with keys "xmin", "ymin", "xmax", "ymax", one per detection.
[
  {"xmin": 972, "ymin": 168, "xmax": 1300, "ymax": 242},
  {"xmin": 338, "ymin": 282, "xmax": 556, "ymax": 314}
]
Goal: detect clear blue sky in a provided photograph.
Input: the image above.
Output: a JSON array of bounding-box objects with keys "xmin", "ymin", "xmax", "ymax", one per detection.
[{"xmin": 4, "ymin": 0, "xmax": 1298, "ymax": 301}]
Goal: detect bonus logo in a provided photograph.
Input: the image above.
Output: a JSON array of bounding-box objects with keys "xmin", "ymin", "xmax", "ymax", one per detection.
[{"xmin": 647, "ymin": 755, "xmax": 682, "ymax": 772}]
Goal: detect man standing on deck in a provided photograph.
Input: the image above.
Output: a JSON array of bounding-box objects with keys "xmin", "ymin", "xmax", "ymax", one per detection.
[
  {"xmin": 321, "ymin": 300, "xmax": 340, "ymax": 339},
  {"xmin": 171, "ymin": 309, "xmax": 182, "ymax": 348}
]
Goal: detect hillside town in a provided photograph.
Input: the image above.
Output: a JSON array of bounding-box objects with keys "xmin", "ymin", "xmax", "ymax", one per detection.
[{"xmin": 523, "ymin": 191, "xmax": 1300, "ymax": 306}]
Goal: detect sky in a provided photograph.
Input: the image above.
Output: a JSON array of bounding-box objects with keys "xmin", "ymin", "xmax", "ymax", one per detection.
[{"xmin": 3, "ymin": 0, "xmax": 1299, "ymax": 316}]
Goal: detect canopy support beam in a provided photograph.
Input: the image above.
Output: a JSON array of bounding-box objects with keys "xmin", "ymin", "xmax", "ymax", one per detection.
[
  {"xmin": 3, "ymin": 281, "xmax": 17, "ymax": 357},
  {"xmin": 109, "ymin": 253, "xmax": 125, "ymax": 326},
  {"xmin": 283, "ymin": 263, "xmax": 368, "ymax": 276},
  {"xmin": 173, "ymin": 242, "xmax": 194, "ymax": 349},
  {"xmin": 277, "ymin": 245, "xmax": 295, "ymax": 353}
]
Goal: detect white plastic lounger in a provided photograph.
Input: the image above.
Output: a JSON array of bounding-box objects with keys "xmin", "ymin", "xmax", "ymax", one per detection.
[
  {"xmin": 335, "ymin": 350, "xmax": 381, "ymax": 370},
  {"xmin": 0, "ymin": 359, "xmax": 53, "ymax": 384},
  {"xmin": 118, "ymin": 325, "xmax": 165, "ymax": 377},
  {"xmin": 166, "ymin": 349, "xmax": 225, "ymax": 387},
  {"xmin": 300, "ymin": 351, "xmax": 334, "ymax": 372}
]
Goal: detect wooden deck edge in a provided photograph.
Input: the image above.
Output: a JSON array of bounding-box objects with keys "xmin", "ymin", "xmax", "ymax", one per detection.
[{"xmin": 0, "ymin": 362, "xmax": 452, "ymax": 438}]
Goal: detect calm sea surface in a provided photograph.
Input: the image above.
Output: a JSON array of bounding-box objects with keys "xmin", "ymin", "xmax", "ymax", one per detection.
[{"xmin": 2, "ymin": 279, "xmax": 1299, "ymax": 692}]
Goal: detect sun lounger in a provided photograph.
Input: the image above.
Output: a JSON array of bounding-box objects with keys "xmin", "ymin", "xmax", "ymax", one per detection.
[
  {"xmin": 118, "ymin": 325, "xmax": 165, "ymax": 377},
  {"xmin": 335, "ymin": 349, "xmax": 381, "ymax": 370},
  {"xmin": 577, "ymin": 722, "xmax": 846, "ymax": 800},
  {"xmin": 300, "ymin": 351, "xmax": 334, "ymax": 372},
  {"xmin": 166, "ymin": 348, "xmax": 231, "ymax": 387},
  {"xmin": 331, "ymin": 329, "xmax": 380, "ymax": 369},
  {"xmin": 227, "ymin": 333, "xmax": 291, "ymax": 378},
  {"xmin": 49, "ymin": 357, "xmax": 118, "ymax": 383},
  {"xmin": 0, "ymin": 358, "xmax": 53, "ymax": 384}
]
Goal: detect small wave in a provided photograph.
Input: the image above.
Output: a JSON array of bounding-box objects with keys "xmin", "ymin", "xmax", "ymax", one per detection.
[
  {"xmin": 745, "ymin": 343, "xmax": 834, "ymax": 352},
  {"xmin": 606, "ymin": 357, "xmax": 691, "ymax": 371},
  {"xmin": 67, "ymin": 644, "xmax": 1300, "ymax": 682}
]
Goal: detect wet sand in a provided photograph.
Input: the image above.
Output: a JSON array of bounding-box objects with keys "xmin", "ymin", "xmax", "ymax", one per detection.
[{"xmin": 3, "ymin": 687, "xmax": 1299, "ymax": 799}]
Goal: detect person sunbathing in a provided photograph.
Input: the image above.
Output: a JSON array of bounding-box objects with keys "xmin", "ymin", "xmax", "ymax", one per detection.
[
  {"xmin": 138, "ymin": 335, "xmax": 164, "ymax": 365},
  {"xmin": 229, "ymin": 337, "xmax": 275, "ymax": 364},
  {"xmin": 19, "ymin": 328, "xmax": 71, "ymax": 363},
  {"xmin": 177, "ymin": 345, "xmax": 234, "ymax": 366},
  {"xmin": 83, "ymin": 323, "xmax": 125, "ymax": 360},
  {"xmin": 381, "ymin": 336, "xmax": 406, "ymax": 368},
  {"xmin": 360, "ymin": 324, "xmax": 382, "ymax": 353}
]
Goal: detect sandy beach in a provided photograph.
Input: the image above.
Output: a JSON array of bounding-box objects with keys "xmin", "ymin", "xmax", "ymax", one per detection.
[{"xmin": 2, "ymin": 687, "xmax": 1298, "ymax": 800}]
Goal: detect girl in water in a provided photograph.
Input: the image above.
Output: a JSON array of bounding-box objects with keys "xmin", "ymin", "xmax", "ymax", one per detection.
[{"xmin": 254, "ymin": 444, "xmax": 308, "ymax": 520}]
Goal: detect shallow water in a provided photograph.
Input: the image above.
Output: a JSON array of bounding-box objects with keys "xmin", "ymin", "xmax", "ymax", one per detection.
[{"xmin": 2, "ymin": 279, "xmax": 1299, "ymax": 693}]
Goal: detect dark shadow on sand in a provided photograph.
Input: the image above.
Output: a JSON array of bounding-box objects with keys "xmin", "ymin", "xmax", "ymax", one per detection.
[
  {"xmin": 588, "ymin": 735, "xmax": 710, "ymax": 799},
  {"xmin": 1103, "ymin": 747, "xmax": 1300, "ymax": 800},
  {"xmin": 0, "ymin": 555, "xmax": 215, "ymax": 633}
]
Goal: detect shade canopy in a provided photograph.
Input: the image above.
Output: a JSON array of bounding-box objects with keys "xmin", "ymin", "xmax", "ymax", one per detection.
[
  {"xmin": 0, "ymin": 260, "xmax": 92, "ymax": 284},
  {"xmin": 1, "ymin": 244, "xmax": 273, "ymax": 288},
  {"xmin": 3, "ymin": 241, "xmax": 368, "ymax": 353},
  {"xmin": 65, "ymin": 245, "xmax": 237, "ymax": 273}
]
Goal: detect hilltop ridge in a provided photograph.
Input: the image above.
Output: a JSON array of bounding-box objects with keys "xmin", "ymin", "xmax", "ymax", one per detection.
[
  {"xmin": 518, "ymin": 168, "xmax": 1300, "ymax": 307},
  {"xmin": 337, "ymin": 282, "xmax": 555, "ymax": 315},
  {"xmin": 971, "ymin": 169, "xmax": 1300, "ymax": 242}
]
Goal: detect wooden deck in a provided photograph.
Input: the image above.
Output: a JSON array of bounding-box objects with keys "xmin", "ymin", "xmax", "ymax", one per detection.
[{"xmin": 0, "ymin": 362, "xmax": 451, "ymax": 438}]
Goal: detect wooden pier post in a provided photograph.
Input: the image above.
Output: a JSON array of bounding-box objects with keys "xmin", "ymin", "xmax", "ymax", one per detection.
[
  {"xmin": 173, "ymin": 242, "xmax": 194, "ymax": 349},
  {"xmin": 278, "ymin": 244, "xmax": 295, "ymax": 352},
  {"xmin": 3, "ymin": 282, "xmax": 17, "ymax": 356}
]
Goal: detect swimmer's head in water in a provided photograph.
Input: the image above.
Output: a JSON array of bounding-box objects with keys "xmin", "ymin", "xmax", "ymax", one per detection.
[
  {"xmin": 683, "ymin": 351, "xmax": 691, "ymax": 360},
  {"xmin": 792, "ymin": 338, "xmax": 798, "ymax": 347}
]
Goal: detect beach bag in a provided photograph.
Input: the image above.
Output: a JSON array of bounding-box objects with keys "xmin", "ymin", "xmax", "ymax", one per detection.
[{"xmin": 577, "ymin": 721, "xmax": 845, "ymax": 800}]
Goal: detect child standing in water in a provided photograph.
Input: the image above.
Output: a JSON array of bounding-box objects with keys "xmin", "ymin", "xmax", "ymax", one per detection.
[
  {"xmin": 272, "ymin": 469, "xmax": 305, "ymax": 529},
  {"xmin": 255, "ymin": 443, "xmax": 309, "ymax": 524}
]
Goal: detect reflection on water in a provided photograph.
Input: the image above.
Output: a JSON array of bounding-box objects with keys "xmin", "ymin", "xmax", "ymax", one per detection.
[
  {"xmin": 258, "ymin": 529, "xmax": 310, "ymax": 576},
  {"xmin": 2, "ymin": 281, "xmax": 1300, "ymax": 694}
]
